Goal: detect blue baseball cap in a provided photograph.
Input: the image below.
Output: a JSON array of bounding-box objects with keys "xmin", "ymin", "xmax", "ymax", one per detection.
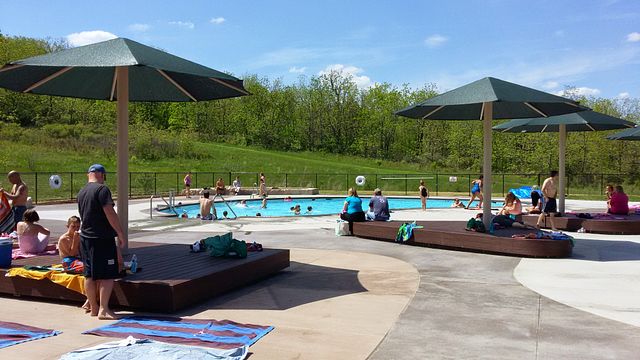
[{"xmin": 88, "ymin": 164, "xmax": 106, "ymax": 173}]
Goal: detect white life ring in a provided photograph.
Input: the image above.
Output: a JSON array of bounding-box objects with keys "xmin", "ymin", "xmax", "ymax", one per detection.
[
  {"xmin": 355, "ymin": 175, "xmax": 366, "ymax": 186},
  {"xmin": 49, "ymin": 175, "xmax": 62, "ymax": 189}
]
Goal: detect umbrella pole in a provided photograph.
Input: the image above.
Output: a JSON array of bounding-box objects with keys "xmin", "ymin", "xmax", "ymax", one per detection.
[
  {"xmin": 558, "ymin": 124, "xmax": 567, "ymax": 214},
  {"xmin": 116, "ymin": 66, "xmax": 129, "ymax": 252},
  {"xmin": 482, "ymin": 102, "xmax": 493, "ymax": 228}
]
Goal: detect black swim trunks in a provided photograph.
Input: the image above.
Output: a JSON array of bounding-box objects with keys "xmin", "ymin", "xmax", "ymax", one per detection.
[
  {"xmin": 543, "ymin": 197, "xmax": 557, "ymax": 214},
  {"xmin": 80, "ymin": 235, "xmax": 119, "ymax": 280}
]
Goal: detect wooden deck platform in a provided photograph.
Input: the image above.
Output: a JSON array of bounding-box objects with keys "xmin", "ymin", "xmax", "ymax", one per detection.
[
  {"xmin": 523, "ymin": 214, "xmax": 640, "ymax": 235},
  {"xmin": 0, "ymin": 242, "xmax": 290, "ymax": 312},
  {"xmin": 352, "ymin": 221, "xmax": 573, "ymax": 258}
]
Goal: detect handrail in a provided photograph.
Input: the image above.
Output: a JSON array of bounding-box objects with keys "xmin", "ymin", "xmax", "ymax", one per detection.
[
  {"xmin": 213, "ymin": 194, "xmax": 238, "ymax": 219},
  {"xmin": 149, "ymin": 195, "xmax": 155, "ymax": 219},
  {"xmin": 159, "ymin": 194, "xmax": 179, "ymax": 216}
]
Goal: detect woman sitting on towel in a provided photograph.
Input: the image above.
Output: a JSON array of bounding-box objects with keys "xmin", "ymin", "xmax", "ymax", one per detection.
[
  {"xmin": 16, "ymin": 209, "xmax": 50, "ymax": 254},
  {"xmin": 492, "ymin": 192, "xmax": 522, "ymax": 227},
  {"xmin": 608, "ymin": 185, "xmax": 629, "ymax": 215}
]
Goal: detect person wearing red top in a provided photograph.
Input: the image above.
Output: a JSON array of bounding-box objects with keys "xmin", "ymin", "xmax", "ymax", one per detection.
[{"xmin": 608, "ymin": 185, "xmax": 629, "ymax": 215}]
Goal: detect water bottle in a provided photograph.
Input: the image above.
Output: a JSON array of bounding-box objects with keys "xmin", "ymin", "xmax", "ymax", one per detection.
[{"xmin": 130, "ymin": 254, "xmax": 138, "ymax": 273}]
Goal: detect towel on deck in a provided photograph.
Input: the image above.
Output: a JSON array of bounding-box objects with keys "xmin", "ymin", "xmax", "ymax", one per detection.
[
  {"xmin": 83, "ymin": 316, "xmax": 273, "ymax": 350},
  {"xmin": 60, "ymin": 336, "xmax": 248, "ymax": 360},
  {"xmin": 12, "ymin": 244, "xmax": 58, "ymax": 259},
  {"xmin": 6, "ymin": 266, "xmax": 85, "ymax": 294},
  {"xmin": 0, "ymin": 321, "xmax": 60, "ymax": 349}
]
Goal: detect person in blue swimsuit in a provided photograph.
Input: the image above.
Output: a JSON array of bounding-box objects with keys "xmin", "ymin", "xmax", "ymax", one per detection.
[{"xmin": 465, "ymin": 175, "xmax": 483, "ymax": 209}]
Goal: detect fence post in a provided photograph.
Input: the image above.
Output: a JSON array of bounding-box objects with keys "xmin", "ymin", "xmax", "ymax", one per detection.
[
  {"xmin": 315, "ymin": 173, "xmax": 318, "ymax": 189},
  {"xmin": 176, "ymin": 173, "xmax": 179, "ymax": 195},
  {"xmin": 600, "ymin": 174, "xmax": 604, "ymax": 195},
  {"xmin": 70, "ymin": 172, "xmax": 74, "ymax": 200},
  {"xmin": 537, "ymin": 173, "xmax": 541, "ymax": 187},
  {"xmin": 228, "ymin": 172, "xmax": 232, "ymax": 187},
  {"xmin": 375, "ymin": 174, "xmax": 378, "ymax": 189},
  {"xmin": 35, "ymin": 172, "xmax": 38, "ymax": 204},
  {"xmin": 435, "ymin": 174, "xmax": 439, "ymax": 196},
  {"xmin": 502, "ymin": 174, "xmax": 505, "ymax": 196},
  {"xmin": 195, "ymin": 172, "xmax": 198, "ymax": 189},
  {"xmin": 154, "ymin": 172, "xmax": 157, "ymax": 195},
  {"xmin": 345, "ymin": 174, "xmax": 349, "ymax": 191},
  {"xmin": 468, "ymin": 174, "xmax": 471, "ymax": 197}
]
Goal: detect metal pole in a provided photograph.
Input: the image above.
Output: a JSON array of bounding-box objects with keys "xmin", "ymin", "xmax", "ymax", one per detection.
[
  {"xmin": 559, "ymin": 124, "xmax": 567, "ymax": 213},
  {"xmin": 70, "ymin": 172, "xmax": 73, "ymax": 200},
  {"xmin": 436, "ymin": 174, "xmax": 439, "ymax": 196},
  {"xmin": 405, "ymin": 174, "xmax": 408, "ymax": 195},
  {"xmin": 176, "ymin": 173, "xmax": 179, "ymax": 195},
  {"xmin": 285, "ymin": 173, "xmax": 288, "ymax": 188},
  {"xmin": 116, "ymin": 66, "xmax": 129, "ymax": 250},
  {"xmin": 600, "ymin": 174, "xmax": 604, "ymax": 195},
  {"xmin": 375, "ymin": 174, "xmax": 378, "ymax": 189},
  {"xmin": 154, "ymin": 172, "xmax": 157, "ymax": 195},
  {"xmin": 482, "ymin": 102, "xmax": 493, "ymax": 229},
  {"xmin": 502, "ymin": 174, "xmax": 505, "ymax": 196},
  {"xmin": 315, "ymin": 173, "xmax": 318, "ymax": 189},
  {"xmin": 195, "ymin": 172, "xmax": 198, "ymax": 189}
]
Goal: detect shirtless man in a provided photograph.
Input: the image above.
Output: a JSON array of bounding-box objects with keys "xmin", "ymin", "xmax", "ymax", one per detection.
[
  {"xmin": 199, "ymin": 191, "xmax": 216, "ymax": 220},
  {"xmin": 536, "ymin": 170, "xmax": 559, "ymax": 231},
  {"xmin": 1, "ymin": 170, "xmax": 29, "ymax": 222}
]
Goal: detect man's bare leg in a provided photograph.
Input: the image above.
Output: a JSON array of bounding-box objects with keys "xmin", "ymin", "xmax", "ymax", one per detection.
[
  {"xmin": 536, "ymin": 213, "xmax": 545, "ymax": 229},
  {"xmin": 85, "ymin": 278, "xmax": 99, "ymax": 316},
  {"xmin": 549, "ymin": 213, "xmax": 558, "ymax": 231},
  {"xmin": 97, "ymin": 279, "xmax": 118, "ymax": 320}
]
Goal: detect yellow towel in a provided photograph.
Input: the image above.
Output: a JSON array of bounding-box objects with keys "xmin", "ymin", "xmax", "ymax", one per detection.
[{"xmin": 6, "ymin": 266, "xmax": 85, "ymax": 294}]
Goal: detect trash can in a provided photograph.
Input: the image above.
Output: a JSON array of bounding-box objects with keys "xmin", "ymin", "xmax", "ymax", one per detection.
[{"xmin": 0, "ymin": 238, "xmax": 12, "ymax": 268}]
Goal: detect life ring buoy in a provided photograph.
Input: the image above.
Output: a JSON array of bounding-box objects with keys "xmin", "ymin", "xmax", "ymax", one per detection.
[
  {"xmin": 355, "ymin": 175, "xmax": 366, "ymax": 186},
  {"xmin": 49, "ymin": 175, "xmax": 62, "ymax": 189}
]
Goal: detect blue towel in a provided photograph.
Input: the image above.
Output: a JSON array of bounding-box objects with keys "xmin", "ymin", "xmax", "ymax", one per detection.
[{"xmin": 0, "ymin": 321, "xmax": 60, "ymax": 349}]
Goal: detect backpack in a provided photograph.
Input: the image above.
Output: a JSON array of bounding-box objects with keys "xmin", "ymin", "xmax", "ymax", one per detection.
[{"xmin": 465, "ymin": 218, "xmax": 486, "ymax": 233}]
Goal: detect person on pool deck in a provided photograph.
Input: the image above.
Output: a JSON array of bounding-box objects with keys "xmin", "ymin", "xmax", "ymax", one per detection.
[
  {"xmin": 232, "ymin": 176, "xmax": 241, "ymax": 195},
  {"xmin": 465, "ymin": 175, "xmax": 483, "ymax": 209},
  {"xmin": 183, "ymin": 172, "xmax": 192, "ymax": 198},
  {"xmin": 418, "ymin": 180, "xmax": 428, "ymax": 211},
  {"xmin": 367, "ymin": 188, "xmax": 390, "ymax": 221},
  {"xmin": 199, "ymin": 190, "xmax": 216, "ymax": 220},
  {"xmin": 58, "ymin": 216, "xmax": 81, "ymax": 259},
  {"xmin": 0, "ymin": 170, "xmax": 29, "ymax": 224},
  {"xmin": 339, "ymin": 188, "xmax": 366, "ymax": 233},
  {"xmin": 215, "ymin": 178, "xmax": 225, "ymax": 195},
  {"xmin": 492, "ymin": 192, "xmax": 522, "ymax": 227},
  {"xmin": 608, "ymin": 185, "xmax": 629, "ymax": 215},
  {"xmin": 525, "ymin": 185, "xmax": 543, "ymax": 214},
  {"xmin": 16, "ymin": 209, "xmax": 50, "ymax": 254},
  {"xmin": 77, "ymin": 164, "xmax": 126, "ymax": 320},
  {"xmin": 536, "ymin": 170, "xmax": 559, "ymax": 231}
]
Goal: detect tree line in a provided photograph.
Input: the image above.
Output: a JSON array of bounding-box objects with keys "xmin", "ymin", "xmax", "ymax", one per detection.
[{"xmin": 1, "ymin": 33, "xmax": 639, "ymax": 182}]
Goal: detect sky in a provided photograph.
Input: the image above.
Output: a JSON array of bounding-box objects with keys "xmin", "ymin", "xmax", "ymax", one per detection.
[{"xmin": 1, "ymin": 0, "xmax": 639, "ymax": 98}]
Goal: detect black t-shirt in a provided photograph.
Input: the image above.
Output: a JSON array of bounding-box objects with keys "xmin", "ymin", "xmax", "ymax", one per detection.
[{"xmin": 77, "ymin": 182, "xmax": 117, "ymax": 239}]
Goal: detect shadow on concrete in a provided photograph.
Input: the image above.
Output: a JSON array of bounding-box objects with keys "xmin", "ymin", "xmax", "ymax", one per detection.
[
  {"xmin": 178, "ymin": 261, "xmax": 368, "ymax": 315},
  {"xmin": 571, "ymin": 238, "xmax": 640, "ymax": 262}
]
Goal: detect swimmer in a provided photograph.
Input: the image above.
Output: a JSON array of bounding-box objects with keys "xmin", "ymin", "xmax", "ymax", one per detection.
[
  {"xmin": 451, "ymin": 198, "xmax": 464, "ymax": 208},
  {"xmin": 256, "ymin": 212, "xmax": 262, "ymax": 217},
  {"xmin": 237, "ymin": 200, "xmax": 248, "ymax": 207},
  {"xmin": 223, "ymin": 210, "xmax": 229, "ymax": 219},
  {"xmin": 294, "ymin": 204, "xmax": 301, "ymax": 215},
  {"xmin": 284, "ymin": 196, "xmax": 293, "ymax": 202},
  {"xmin": 306, "ymin": 206, "xmax": 313, "ymax": 214},
  {"xmin": 181, "ymin": 211, "xmax": 188, "ymax": 219}
]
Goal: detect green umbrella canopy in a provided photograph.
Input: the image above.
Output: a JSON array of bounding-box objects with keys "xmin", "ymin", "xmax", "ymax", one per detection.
[
  {"xmin": 493, "ymin": 111, "xmax": 635, "ymax": 133},
  {"xmin": 0, "ymin": 37, "xmax": 248, "ymax": 101},
  {"xmin": 395, "ymin": 77, "xmax": 588, "ymax": 120},
  {"xmin": 607, "ymin": 126, "xmax": 640, "ymax": 140}
]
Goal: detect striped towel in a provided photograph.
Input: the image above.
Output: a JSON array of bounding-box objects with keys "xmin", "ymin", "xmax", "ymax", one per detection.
[
  {"xmin": 0, "ymin": 321, "xmax": 61, "ymax": 349},
  {"xmin": 83, "ymin": 316, "xmax": 273, "ymax": 350}
]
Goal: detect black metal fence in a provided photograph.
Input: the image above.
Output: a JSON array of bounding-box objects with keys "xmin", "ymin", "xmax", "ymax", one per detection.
[{"xmin": 13, "ymin": 171, "xmax": 638, "ymax": 204}]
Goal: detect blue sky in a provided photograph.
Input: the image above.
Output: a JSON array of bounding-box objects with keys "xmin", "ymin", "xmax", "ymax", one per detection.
[{"xmin": 1, "ymin": 0, "xmax": 639, "ymax": 98}]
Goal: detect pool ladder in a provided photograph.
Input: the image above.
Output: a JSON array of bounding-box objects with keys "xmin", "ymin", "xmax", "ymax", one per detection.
[
  {"xmin": 149, "ymin": 191, "xmax": 179, "ymax": 219},
  {"xmin": 213, "ymin": 194, "xmax": 238, "ymax": 219}
]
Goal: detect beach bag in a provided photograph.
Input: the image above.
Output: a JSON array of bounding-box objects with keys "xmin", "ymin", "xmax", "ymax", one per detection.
[
  {"xmin": 465, "ymin": 218, "xmax": 486, "ymax": 233},
  {"xmin": 0, "ymin": 194, "xmax": 14, "ymax": 234},
  {"xmin": 335, "ymin": 220, "xmax": 351, "ymax": 236},
  {"xmin": 226, "ymin": 239, "xmax": 247, "ymax": 259}
]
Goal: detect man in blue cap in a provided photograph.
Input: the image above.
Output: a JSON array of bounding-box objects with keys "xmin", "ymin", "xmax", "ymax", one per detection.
[{"xmin": 77, "ymin": 164, "xmax": 126, "ymax": 320}]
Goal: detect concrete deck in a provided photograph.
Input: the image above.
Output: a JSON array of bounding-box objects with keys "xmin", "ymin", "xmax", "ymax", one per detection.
[{"xmin": 2, "ymin": 195, "xmax": 639, "ymax": 359}]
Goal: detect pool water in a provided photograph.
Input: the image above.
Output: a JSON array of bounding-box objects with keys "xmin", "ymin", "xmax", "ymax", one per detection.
[{"xmin": 161, "ymin": 197, "xmax": 503, "ymax": 219}]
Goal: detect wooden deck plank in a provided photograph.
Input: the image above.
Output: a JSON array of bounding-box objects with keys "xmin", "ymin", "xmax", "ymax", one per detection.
[{"xmin": 0, "ymin": 241, "xmax": 290, "ymax": 312}]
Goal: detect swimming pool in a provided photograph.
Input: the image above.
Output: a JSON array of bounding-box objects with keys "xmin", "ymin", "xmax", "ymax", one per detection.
[{"xmin": 160, "ymin": 197, "xmax": 503, "ymax": 219}]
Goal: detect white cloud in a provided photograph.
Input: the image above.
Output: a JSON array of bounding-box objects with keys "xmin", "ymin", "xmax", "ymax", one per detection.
[
  {"xmin": 627, "ymin": 32, "xmax": 640, "ymax": 42},
  {"xmin": 289, "ymin": 66, "xmax": 306, "ymax": 74},
  {"xmin": 424, "ymin": 34, "xmax": 448, "ymax": 48},
  {"xmin": 66, "ymin": 30, "xmax": 117, "ymax": 47},
  {"xmin": 169, "ymin": 21, "xmax": 195, "ymax": 30},
  {"xmin": 318, "ymin": 64, "xmax": 372, "ymax": 89},
  {"xmin": 210, "ymin": 17, "xmax": 226, "ymax": 25},
  {"xmin": 618, "ymin": 92, "xmax": 630, "ymax": 99},
  {"xmin": 542, "ymin": 81, "xmax": 559, "ymax": 89},
  {"xmin": 554, "ymin": 86, "xmax": 601, "ymax": 97},
  {"xmin": 128, "ymin": 23, "xmax": 150, "ymax": 32}
]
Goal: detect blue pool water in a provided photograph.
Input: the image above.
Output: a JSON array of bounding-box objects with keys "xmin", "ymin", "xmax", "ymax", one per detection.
[{"xmin": 161, "ymin": 197, "xmax": 503, "ymax": 219}]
